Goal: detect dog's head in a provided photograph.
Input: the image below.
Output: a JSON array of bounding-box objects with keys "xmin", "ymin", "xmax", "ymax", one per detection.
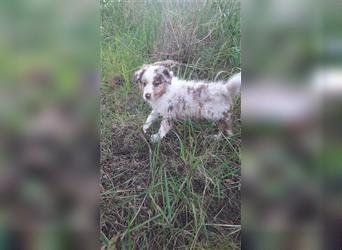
[{"xmin": 133, "ymin": 64, "xmax": 173, "ymax": 102}]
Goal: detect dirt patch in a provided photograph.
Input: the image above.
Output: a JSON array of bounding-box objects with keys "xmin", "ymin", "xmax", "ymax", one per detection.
[
  {"xmin": 101, "ymin": 123, "xmax": 150, "ymax": 237},
  {"xmin": 101, "ymin": 120, "xmax": 241, "ymax": 248}
]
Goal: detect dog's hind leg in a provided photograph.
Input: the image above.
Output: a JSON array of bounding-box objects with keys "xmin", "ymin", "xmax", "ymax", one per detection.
[{"xmin": 213, "ymin": 113, "xmax": 233, "ymax": 139}]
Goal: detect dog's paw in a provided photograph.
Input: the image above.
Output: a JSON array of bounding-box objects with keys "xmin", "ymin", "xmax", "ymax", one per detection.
[
  {"xmin": 226, "ymin": 129, "xmax": 233, "ymax": 136},
  {"xmin": 142, "ymin": 124, "xmax": 149, "ymax": 133},
  {"xmin": 210, "ymin": 131, "xmax": 233, "ymax": 140},
  {"xmin": 210, "ymin": 132, "xmax": 224, "ymax": 140},
  {"xmin": 150, "ymin": 133, "xmax": 161, "ymax": 143}
]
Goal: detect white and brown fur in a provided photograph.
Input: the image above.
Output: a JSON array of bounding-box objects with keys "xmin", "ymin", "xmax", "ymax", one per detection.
[{"xmin": 133, "ymin": 64, "xmax": 241, "ymax": 143}]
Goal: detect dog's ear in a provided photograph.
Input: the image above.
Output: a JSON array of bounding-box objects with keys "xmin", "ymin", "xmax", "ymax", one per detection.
[
  {"xmin": 132, "ymin": 68, "xmax": 146, "ymax": 84},
  {"xmin": 161, "ymin": 67, "xmax": 173, "ymax": 84}
]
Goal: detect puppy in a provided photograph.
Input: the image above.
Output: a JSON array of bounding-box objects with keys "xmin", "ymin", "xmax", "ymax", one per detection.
[{"xmin": 133, "ymin": 64, "xmax": 241, "ymax": 143}]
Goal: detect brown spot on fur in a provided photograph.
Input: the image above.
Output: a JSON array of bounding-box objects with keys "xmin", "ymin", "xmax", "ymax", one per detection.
[
  {"xmin": 134, "ymin": 68, "xmax": 146, "ymax": 84},
  {"xmin": 186, "ymin": 85, "xmax": 213, "ymax": 118},
  {"xmin": 174, "ymin": 97, "xmax": 186, "ymax": 115},
  {"xmin": 153, "ymin": 67, "xmax": 172, "ymax": 86},
  {"xmin": 153, "ymin": 74, "xmax": 162, "ymax": 86},
  {"xmin": 222, "ymin": 111, "xmax": 231, "ymax": 120},
  {"xmin": 217, "ymin": 111, "xmax": 233, "ymax": 134},
  {"xmin": 218, "ymin": 119, "xmax": 228, "ymax": 132},
  {"xmin": 196, "ymin": 102, "xmax": 203, "ymax": 119},
  {"xmin": 154, "ymin": 84, "xmax": 167, "ymax": 98},
  {"xmin": 139, "ymin": 69, "xmax": 145, "ymax": 80},
  {"xmin": 193, "ymin": 85, "xmax": 208, "ymax": 99},
  {"xmin": 180, "ymin": 98, "xmax": 186, "ymax": 111},
  {"xmin": 163, "ymin": 69, "xmax": 171, "ymax": 78},
  {"xmin": 188, "ymin": 84, "xmax": 212, "ymax": 103}
]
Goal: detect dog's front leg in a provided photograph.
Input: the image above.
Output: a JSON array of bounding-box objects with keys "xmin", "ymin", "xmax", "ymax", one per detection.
[
  {"xmin": 143, "ymin": 110, "xmax": 159, "ymax": 133},
  {"xmin": 150, "ymin": 118, "xmax": 172, "ymax": 143}
]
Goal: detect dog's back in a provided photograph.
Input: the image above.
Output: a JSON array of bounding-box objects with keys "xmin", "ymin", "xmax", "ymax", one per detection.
[{"xmin": 154, "ymin": 72, "xmax": 241, "ymax": 121}]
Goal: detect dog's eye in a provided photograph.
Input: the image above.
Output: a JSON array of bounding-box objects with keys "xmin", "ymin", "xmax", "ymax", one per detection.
[
  {"xmin": 142, "ymin": 81, "xmax": 147, "ymax": 87},
  {"xmin": 153, "ymin": 81, "xmax": 161, "ymax": 86}
]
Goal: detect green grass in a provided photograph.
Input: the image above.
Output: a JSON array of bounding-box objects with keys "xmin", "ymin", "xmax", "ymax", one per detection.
[{"xmin": 100, "ymin": 0, "xmax": 241, "ymax": 249}]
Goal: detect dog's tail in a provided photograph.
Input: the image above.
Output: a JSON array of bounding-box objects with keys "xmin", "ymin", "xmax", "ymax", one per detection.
[{"xmin": 226, "ymin": 72, "xmax": 241, "ymax": 97}]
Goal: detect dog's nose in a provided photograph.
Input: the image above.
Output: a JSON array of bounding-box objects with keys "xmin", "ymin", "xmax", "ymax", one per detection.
[{"xmin": 145, "ymin": 93, "xmax": 151, "ymax": 99}]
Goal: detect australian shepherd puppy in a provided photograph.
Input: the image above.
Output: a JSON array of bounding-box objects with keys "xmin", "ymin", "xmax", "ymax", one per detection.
[{"xmin": 133, "ymin": 63, "xmax": 241, "ymax": 143}]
